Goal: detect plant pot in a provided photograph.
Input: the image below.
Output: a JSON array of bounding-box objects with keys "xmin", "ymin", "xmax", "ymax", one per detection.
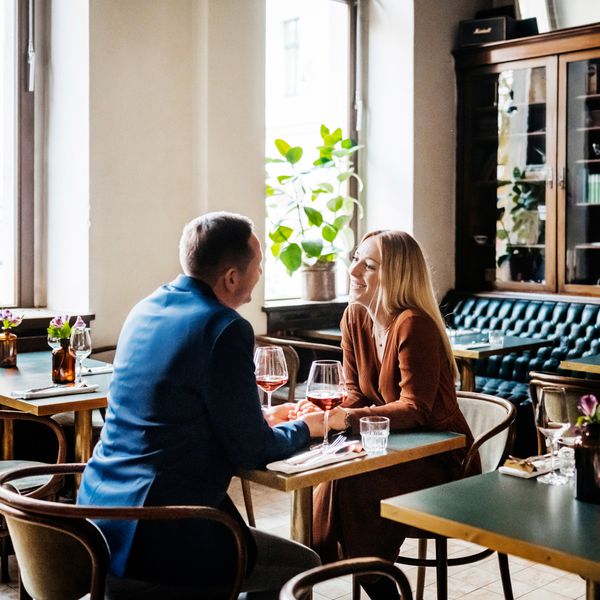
[
  {"xmin": 508, "ymin": 248, "xmax": 544, "ymax": 282},
  {"xmin": 301, "ymin": 262, "xmax": 336, "ymax": 301}
]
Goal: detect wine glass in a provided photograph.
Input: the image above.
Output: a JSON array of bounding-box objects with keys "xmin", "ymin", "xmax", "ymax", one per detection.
[
  {"xmin": 70, "ymin": 327, "xmax": 92, "ymax": 385},
  {"xmin": 254, "ymin": 346, "xmax": 288, "ymax": 410},
  {"xmin": 535, "ymin": 386, "xmax": 570, "ymax": 485},
  {"xmin": 47, "ymin": 333, "xmax": 60, "ymax": 350},
  {"xmin": 306, "ymin": 360, "xmax": 346, "ymax": 450}
]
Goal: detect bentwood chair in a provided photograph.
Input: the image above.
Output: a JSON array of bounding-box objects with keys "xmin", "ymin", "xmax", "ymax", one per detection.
[
  {"xmin": 0, "ymin": 411, "xmax": 67, "ymax": 583},
  {"xmin": 0, "ymin": 463, "xmax": 247, "ymax": 600},
  {"xmin": 392, "ymin": 391, "xmax": 516, "ymax": 600},
  {"xmin": 528, "ymin": 370, "xmax": 600, "ymax": 454},
  {"xmin": 282, "ymin": 557, "xmax": 413, "ymax": 600}
]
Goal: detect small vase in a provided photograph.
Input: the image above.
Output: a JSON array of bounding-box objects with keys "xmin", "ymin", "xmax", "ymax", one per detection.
[
  {"xmin": 575, "ymin": 423, "xmax": 600, "ymax": 504},
  {"xmin": 52, "ymin": 338, "xmax": 76, "ymax": 384},
  {"xmin": 0, "ymin": 329, "xmax": 17, "ymax": 368}
]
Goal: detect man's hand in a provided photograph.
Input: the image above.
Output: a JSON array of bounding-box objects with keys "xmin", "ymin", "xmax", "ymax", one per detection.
[
  {"xmin": 299, "ymin": 411, "xmax": 325, "ymax": 438},
  {"xmin": 288, "ymin": 399, "xmax": 322, "ymax": 420}
]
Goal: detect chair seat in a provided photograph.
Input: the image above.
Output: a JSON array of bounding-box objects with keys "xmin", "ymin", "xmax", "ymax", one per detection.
[{"xmin": 0, "ymin": 461, "xmax": 53, "ymax": 492}]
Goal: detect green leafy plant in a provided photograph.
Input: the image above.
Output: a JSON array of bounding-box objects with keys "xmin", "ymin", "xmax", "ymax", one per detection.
[
  {"xmin": 496, "ymin": 166, "xmax": 544, "ymax": 269},
  {"xmin": 265, "ymin": 125, "xmax": 362, "ymax": 275},
  {"xmin": 47, "ymin": 315, "xmax": 72, "ymax": 340}
]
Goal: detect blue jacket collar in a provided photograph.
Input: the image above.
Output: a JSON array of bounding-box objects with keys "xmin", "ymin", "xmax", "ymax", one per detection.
[{"xmin": 170, "ymin": 274, "xmax": 217, "ymax": 299}]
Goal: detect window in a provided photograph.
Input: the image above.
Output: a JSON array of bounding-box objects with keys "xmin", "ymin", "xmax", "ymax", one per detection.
[
  {"xmin": 265, "ymin": 0, "xmax": 357, "ymax": 300},
  {"xmin": 0, "ymin": 0, "xmax": 34, "ymax": 307}
]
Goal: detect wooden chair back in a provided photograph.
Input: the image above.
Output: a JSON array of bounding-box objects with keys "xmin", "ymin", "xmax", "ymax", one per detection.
[{"xmin": 0, "ymin": 464, "xmax": 247, "ymax": 600}]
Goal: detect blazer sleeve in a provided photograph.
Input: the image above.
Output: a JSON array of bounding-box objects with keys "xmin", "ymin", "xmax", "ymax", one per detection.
[
  {"xmin": 204, "ymin": 317, "xmax": 309, "ymax": 469},
  {"xmin": 347, "ymin": 313, "xmax": 442, "ymax": 430}
]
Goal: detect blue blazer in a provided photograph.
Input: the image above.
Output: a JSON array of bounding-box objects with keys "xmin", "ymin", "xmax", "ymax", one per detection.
[{"xmin": 77, "ymin": 275, "xmax": 309, "ymax": 585}]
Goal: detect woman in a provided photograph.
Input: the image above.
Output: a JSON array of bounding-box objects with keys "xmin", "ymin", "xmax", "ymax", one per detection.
[{"xmin": 311, "ymin": 230, "xmax": 479, "ymax": 599}]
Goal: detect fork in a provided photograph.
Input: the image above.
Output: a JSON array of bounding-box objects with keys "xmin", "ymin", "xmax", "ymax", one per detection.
[{"xmin": 287, "ymin": 434, "xmax": 347, "ymax": 465}]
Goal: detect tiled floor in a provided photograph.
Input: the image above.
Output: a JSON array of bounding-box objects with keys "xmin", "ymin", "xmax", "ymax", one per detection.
[
  {"xmin": 0, "ymin": 478, "xmax": 586, "ymax": 599},
  {"xmin": 227, "ymin": 478, "xmax": 586, "ymax": 600}
]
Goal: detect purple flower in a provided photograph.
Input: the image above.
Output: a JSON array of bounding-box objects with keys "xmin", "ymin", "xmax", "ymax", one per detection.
[
  {"xmin": 74, "ymin": 316, "xmax": 86, "ymax": 329},
  {"xmin": 50, "ymin": 315, "xmax": 69, "ymax": 328},
  {"xmin": 1, "ymin": 309, "xmax": 23, "ymax": 329},
  {"xmin": 579, "ymin": 394, "xmax": 599, "ymax": 419}
]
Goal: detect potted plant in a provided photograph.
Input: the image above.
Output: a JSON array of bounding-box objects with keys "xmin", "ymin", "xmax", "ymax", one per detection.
[
  {"xmin": 265, "ymin": 124, "xmax": 362, "ymax": 300},
  {"xmin": 496, "ymin": 166, "xmax": 545, "ymax": 282}
]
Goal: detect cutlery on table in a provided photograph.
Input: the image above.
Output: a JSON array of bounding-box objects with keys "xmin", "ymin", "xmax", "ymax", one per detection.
[{"xmin": 287, "ymin": 434, "xmax": 347, "ymax": 465}]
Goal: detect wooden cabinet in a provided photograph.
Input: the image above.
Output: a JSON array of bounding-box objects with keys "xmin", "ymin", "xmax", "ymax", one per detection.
[{"xmin": 454, "ymin": 25, "xmax": 600, "ymax": 295}]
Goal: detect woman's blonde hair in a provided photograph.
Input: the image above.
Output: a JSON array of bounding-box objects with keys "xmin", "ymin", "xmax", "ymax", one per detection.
[{"xmin": 361, "ymin": 230, "xmax": 458, "ymax": 379}]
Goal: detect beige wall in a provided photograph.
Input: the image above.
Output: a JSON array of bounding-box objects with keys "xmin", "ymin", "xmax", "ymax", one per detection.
[
  {"xmin": 48, "ymin": 0, "xmax": 493, "ymax": 345},
  {"xmin": 84, "ymin": 0, "xmax": 265, "ymax": 347}
]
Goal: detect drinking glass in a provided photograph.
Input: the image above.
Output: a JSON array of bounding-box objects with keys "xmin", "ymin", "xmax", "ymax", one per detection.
[
  {"xmin": 535, "ymin": 386, "xmax": 570, "ymax": 485},
  {"xmin": 254, "ymin": 346, "xmax": 288, "ymax": 410},
  {"xmin": 306, "ymin": 360, "xmax": 346, "ymax": 450},
  {"xmin": 70, "ymin": 327, "xmax": 92, "ymax": 385}
]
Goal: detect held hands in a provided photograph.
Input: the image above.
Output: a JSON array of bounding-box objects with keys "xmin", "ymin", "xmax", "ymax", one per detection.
[{"xmin": 263, "ymin": 403, "xmax": 297, "ymax": 426}]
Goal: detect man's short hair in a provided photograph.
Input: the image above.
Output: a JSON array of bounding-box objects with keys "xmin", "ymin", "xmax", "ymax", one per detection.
[{"xmin": 179, "ymin": 212, "xmax": 255, "ymax": 284}]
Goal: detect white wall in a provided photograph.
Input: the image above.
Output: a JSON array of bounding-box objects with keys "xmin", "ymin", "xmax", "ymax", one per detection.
[
  {"xmin": 87, "ymin": 0, "xmax": 195, "ymax": 347},
  {"xmin": 46, "ymin": 1, "xmax": 90, "ymax": 312},
  {"xmin": 365, "ymin": 0, "xmax": 488, "ymax": 300}
]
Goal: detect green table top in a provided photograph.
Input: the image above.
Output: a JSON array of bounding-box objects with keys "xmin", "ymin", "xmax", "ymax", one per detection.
[
  {"xmin": 0, "ymin": 351, "xmax": 111, "ymax": 416},
  {"xmin": 381, "ymin": 470, "xmax": 600, "ymax": 581}
]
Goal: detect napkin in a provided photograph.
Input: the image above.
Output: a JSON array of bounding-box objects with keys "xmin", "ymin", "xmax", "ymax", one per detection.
[
  {"xmin": 499, "ymin": 456, "xmax": 552, "ymax": 479},
  {"xmin": 11, "ymin": 384, "xmax": 100, "ymax": 400},
  {"xmin": 267, "ymin": 448, "xmax": 366, "ymax": 474},
  {"xmin": 82, "ymin": 365, "xmax": 113, "ymax": 376},
  {"xmin": 452, "ymin": 342, "xmax": 489, "ymax": 350}
]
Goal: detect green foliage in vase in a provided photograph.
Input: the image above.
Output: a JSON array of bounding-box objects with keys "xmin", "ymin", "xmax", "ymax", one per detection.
[
  {"xmin": 496, "ymin": 166, "xmax": 544, "ymax": 268},
  {"xmin": 47, "ymin": 315, "xmax": 72, "ymax": 340},
  {"xmin": 265, "ymin": 124, "xmax": 363, "ymax": 276}
]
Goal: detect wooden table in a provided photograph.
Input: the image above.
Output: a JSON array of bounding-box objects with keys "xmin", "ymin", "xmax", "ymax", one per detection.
[
  {"xmin": 381, "ymin": 471, "xmax": 600, "ymax": 600},
  {"xmin": 450, "ymin": 334, "xmax": 552, "ymax": 392},
  {"xmin": 0, "ymin": 352, "xmax": 111, "ymax": 463},
  {"xmin": 239, "ymin": 430, "xmax": 465, "ymax": 547},
  {"xmin": 560, "ymin": 354, "xmax": 600, "ymax": 375}
]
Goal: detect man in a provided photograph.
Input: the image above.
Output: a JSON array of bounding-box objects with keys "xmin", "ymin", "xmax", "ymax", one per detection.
[{"xmin": 78, "ymin": 212, "xmax": 323, "ymax": 598}]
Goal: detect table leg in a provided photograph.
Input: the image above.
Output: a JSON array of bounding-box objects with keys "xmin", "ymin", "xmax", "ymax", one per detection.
[
  {"xmin": 74, "ymin": 410, "xmax": 93, "ymax": 463},
  {"xmin": 1, "ymin": 421, "xmax": 13, "ymax": 460},
  {"xmin": 291, "ymin": 487, "xmax": 313, "ymax": 547},
  {"xmin": 587, "ymin": 580, "xmax": 600, "ymax": 600},
  {"xmin": 456, "ymin": 358, "xmax": 475, "ymax": 392}
]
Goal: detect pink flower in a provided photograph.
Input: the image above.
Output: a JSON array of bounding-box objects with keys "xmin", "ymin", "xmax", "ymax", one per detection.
[
  {"xmin": 74, "ymin": 316, "xmax": 86, "ymax": 329},
  {"xmin": 49, "ymin": 315, "xmax": 69, "ymax": 328},
  {"xmin": 579, "ymin": 394, "xmax": 599, "ymax": 419},
  {"xmin": 1, "ymin": 309, "xmax": 23, "ymax": 329}
]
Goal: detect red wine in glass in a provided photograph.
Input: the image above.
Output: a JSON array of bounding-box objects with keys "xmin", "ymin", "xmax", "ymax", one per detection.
[
  {"xmin": 254, "ymin": 346, "xmax": 288, "ymax": 409},
  {"xmin": 306, "ymin": 360, "xmax": 346, "ymax": 449}
]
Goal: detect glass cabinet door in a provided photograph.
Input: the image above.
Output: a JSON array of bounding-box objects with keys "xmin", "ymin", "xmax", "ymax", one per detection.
[
  {"xmin": 561, "ymin": 54, "xmax": 600, "ymax": 290},
  {"xmin": 459, "ymin": 59, "xmax": 556, "ymax": 291}
]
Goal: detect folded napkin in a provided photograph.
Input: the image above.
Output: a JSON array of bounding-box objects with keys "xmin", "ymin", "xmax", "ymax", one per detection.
[
  {"xmin": 82, "ymin": 365, "xmax": 113, "ymax": 376},
  {"xmin": 499, "ymin": 456, "xmax": 552, "ymax": 479},
  {"xmin": 452, "ymin": 342, "xmax": 489, "ymax": 350},
  {"xmin": 11, "ymin": 384, "xmax": 100, "ymax": 400},
  {"xmin": 267, "ymin": 447, "xmax": 366, "ymax": 474}
]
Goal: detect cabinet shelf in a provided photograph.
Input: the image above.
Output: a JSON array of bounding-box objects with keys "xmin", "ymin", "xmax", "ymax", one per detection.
[
  {"xmin": 574, "ymin": 243, "xmax": 600, "ymax": 250},
  {"xmin": 576, "ymin": 93, "xmax": 600, "ymax": 101},
  {"xmin": 574, "ymin": 125, "xmax": 600, "ymax": 132},
  {"xmin": 575, "ymin": 202, "xmax": 600, "ymax": 206},
  {"xmin": 575, "ymin": 158, "xmax": 600, "ymax": 164}
]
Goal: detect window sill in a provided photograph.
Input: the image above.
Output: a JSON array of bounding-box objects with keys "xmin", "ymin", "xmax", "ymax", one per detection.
[{"xmin": 262, "ymin": 297, "xmax": 348, "ymax": 335}]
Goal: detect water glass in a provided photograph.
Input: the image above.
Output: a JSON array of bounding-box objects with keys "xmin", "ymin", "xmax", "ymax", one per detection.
[
  {"xmin": 558, "ymin": 446, "xmax": 576, "ymax": 480},
  {"xmin": 487, "ymin": 329, "xmax": 504, "ymax": 347},
  {"xmin": 360, "ymin": 416, "xmax": 390, "ymax": 455}
]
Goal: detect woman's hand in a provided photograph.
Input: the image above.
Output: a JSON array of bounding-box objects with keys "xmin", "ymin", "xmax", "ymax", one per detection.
[
  {"xmin": 328, "ymin": 406, "xmax": 348, "ymax": 431},
  {"xmin": 263, "ymin": 402, "xmax": 296, "ymax": 426},
  {"xmin": 288, "ymin": 399, "xmax": 322, "ymax": 420}
]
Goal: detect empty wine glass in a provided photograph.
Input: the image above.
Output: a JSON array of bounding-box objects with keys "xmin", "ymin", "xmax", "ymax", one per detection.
[
  {"xmin": 535, "ymin": 386, "xmax": 570, "ymax": 485},
  {"xmin": 306, "ymin": 360, "xmax": 346, "ymax": 450},
  {"xmin": 254, "ymin": 346, "xmax": 288, "ymax": 410},
  {"xmin": 70, "ymin": 321, "xmax": 92, "ymax": 385}
]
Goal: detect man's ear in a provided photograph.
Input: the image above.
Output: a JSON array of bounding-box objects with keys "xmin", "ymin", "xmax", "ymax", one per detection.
[{"xmin": 223, "ymin": 267, "xmax": 238, "ymax": 292}]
